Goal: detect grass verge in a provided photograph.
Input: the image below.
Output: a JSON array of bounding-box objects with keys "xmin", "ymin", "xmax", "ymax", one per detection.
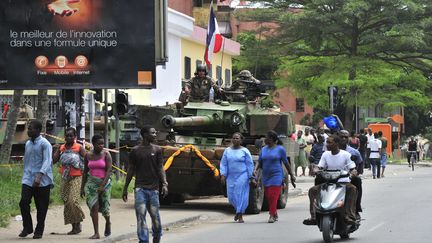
[{"xmin": 0, "ymin": 164, "xmax": 132, "ymax": 228}]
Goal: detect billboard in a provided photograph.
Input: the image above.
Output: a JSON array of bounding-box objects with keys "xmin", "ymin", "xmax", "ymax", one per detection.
[{"xmin": 0, "ymin": 0, "xmax": 156, "ymax": 89}]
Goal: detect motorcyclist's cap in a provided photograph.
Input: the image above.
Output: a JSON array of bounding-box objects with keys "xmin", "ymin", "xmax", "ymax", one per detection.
[{"xmin": 338, "ymin": 130, "xmax": 350, "ymax": 137}]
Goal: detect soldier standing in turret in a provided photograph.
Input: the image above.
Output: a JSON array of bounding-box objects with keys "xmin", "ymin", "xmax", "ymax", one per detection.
[
  {"xmin": 227, "ymin": 70, "xmax": 261, "ymax": 102},
  {"xmin": 182, "ymin": 64, "xmax": 221, "ymax": 102},
  {"xmin": 227, "ymin": 70, "xmax": 261, "ymax": 92}
]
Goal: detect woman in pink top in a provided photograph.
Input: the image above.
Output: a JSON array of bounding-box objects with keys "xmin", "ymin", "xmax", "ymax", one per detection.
[{"xmin": 80, "ymin": 135, "xmax": 112, "ymax": 239}]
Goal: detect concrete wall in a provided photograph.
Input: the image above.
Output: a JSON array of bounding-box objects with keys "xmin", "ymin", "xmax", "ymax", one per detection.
[
  {"xmin": 168, "ymin": 0, "xmax": 193, "ymax": 17},
  {"xmin": 273, "ymin": 87, "xmax": 314, "ymax": 125}
]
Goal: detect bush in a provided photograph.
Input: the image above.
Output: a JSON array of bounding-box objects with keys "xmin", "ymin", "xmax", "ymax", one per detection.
[{"xmin": 110, "ymin": 175, "xmax": 134, "ymax": 199}]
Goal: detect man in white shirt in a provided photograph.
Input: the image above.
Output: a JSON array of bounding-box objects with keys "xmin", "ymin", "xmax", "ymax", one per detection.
[
  {"xmin": 303, "ymin": 135, "xmax": 358, "ymax": 226},
  {"xmin": 365, "ymin": 128, "xmax": 373, "ymax": 169},
  {"xmin": 368, "ymin": 132, "xmax": 382, "ymax": 179}
]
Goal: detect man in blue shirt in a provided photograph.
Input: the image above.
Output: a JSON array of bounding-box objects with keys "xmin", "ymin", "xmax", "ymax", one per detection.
[{"xmin": 19, "ymin": 120, "xmax": 53, "ymax": 239}]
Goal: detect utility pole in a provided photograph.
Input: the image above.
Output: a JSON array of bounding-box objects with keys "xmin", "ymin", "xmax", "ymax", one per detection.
[{"xmin": 329, "ymin": 86, "xmax": 334, "ymax": 114}]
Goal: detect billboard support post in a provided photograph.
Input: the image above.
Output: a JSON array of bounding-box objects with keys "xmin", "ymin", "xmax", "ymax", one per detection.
[
  {"xmin": 104, "ymin": 89, "xmax": 109, "ymax": 148},
  {"xmin": 114, "ymin": 89, "xmax": 120, "ymax": 180}
]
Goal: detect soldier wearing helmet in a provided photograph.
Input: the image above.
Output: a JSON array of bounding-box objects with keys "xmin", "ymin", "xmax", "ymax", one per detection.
[
  {"xmin": 226, "ymin": 70, "xmax": 261, "ymax": 102},
  {"xmin": 228, "ymin": 70, "xmax": 261, "ymax": 92},
  {"xmin": 182, "ymin": 64, "xmax": 221, "ymax": 102}
]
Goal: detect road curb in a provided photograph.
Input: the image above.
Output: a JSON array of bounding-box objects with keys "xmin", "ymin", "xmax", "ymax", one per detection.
[
  {"xmin": 98, "ymin": 188, "xmax": 305, "ymax": 243},
  {"xmin": 96, "ymin": 215, "xmax": 203, "ymax": 243}
]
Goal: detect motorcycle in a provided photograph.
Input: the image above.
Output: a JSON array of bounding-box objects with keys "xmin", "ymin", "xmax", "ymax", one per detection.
[{"xmin": 314, "ymin": 170, "xmax": 360, "ymax": 243}]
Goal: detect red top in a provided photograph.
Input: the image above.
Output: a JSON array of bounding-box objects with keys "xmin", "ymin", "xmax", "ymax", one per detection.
[{"xmin": 59, "ymin": 143, "xmax": 83, "ymax": 177}]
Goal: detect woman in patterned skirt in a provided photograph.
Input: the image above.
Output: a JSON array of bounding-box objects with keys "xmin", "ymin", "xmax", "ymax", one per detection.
[
  {"xmin": 53, "ymin": 127, "xmax": 86, "ymax": 235},
  {"xmin": 81, "ymin": 134, "xmax": 113, "ymax": 239}
]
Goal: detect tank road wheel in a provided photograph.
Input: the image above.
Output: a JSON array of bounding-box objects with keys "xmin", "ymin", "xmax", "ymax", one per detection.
[
  {"xmin": 246, "ymin": 169, "xmax": 264, "ymax": 214},
  {"xmin": 171, "ymin": 193, "xmax": 185, "ymax": 204},
  {"xmin": 277, "ymin": 166, "xmax": 289, "ymax": 209},
  {"xmin": 159, "ymin": 195, "xmax": 172, "ymax": 206},
  {"xmin": 160, "ymin": 193, "xmax": 185, "ymax": 205}
]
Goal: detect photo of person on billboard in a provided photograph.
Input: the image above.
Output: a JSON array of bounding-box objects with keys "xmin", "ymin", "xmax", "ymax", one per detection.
[{"xmin": 48, "ymin": 0, "xmax": 80, "ymax": 17}]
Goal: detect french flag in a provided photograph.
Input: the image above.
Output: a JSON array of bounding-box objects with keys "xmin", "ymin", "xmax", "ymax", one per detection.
[{"xmin": 204, "ymin": 3, "xmax": 223, "ymax": 67}]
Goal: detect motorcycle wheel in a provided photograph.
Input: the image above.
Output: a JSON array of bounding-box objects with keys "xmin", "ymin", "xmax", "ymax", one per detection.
[{"xmin": 322, "ymin": 215, "xmax": 334, "ymax": 243}]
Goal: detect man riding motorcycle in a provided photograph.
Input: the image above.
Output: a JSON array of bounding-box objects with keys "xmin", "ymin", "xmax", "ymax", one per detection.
[
  {"xmin": 303, "ymin": 134, "xmax": 358, "ymax": 226},
  {"xmin": 338, "ymin": 130, "xmax": 363, "ymax": 216}
]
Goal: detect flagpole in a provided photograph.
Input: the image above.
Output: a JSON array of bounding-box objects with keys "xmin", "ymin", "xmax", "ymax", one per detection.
[{"xmin": 205, "ymin": 0, "xmax": 214, "ymax": 71}]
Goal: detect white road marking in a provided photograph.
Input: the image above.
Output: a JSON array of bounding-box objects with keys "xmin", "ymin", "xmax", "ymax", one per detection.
[{"xmin": 369, "ymin": 222, "xmax": 385, "ymax": 232}]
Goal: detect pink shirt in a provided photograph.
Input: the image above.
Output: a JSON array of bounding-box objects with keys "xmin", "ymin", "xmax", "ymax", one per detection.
[{"xmin": 88, "ymin": 155, "xmax": 106, "ymax": 179}]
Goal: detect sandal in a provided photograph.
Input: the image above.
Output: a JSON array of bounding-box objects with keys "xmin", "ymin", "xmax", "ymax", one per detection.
[{"xmin": 237, "ymin": 214, "xmax": 244, "ymax": 223}]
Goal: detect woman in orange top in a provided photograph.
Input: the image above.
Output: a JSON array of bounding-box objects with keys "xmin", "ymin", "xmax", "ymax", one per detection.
[{"xmin": 53, "ymin": 127, "xmax": 86, "ymax": 235}]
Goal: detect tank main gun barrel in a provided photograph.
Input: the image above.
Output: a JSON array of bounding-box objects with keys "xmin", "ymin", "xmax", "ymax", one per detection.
[{"xmin": 161, "ymin": 115, "xmax": 216, "ymax": 128}]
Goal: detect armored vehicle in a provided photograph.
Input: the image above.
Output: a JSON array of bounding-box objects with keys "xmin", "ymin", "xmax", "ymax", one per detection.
[{"xmin": 134, "ymin": 88, "xmax": 297, "ymax": 214}]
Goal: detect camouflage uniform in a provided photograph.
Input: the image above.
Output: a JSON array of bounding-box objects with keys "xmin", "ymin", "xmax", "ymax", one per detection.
[
  {"xmin": 185, "ymin": 76, "xmax": 218, "ymax": 102},
  {"xmin": 227, "ymin": 70, "xmax": 261, "ymax": 101}
]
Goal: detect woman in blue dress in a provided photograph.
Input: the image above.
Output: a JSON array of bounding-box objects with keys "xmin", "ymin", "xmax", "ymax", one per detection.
[
  {"xmin": 258, "ymin": 130, "xmax": 296, "ymax": 223},
  {"xmin": 220, "ymin": 133, "xmax": 254, "ymax": 223}
]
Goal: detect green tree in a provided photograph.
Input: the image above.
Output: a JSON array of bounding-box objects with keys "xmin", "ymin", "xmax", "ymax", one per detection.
[
  {"xmin": 232, "ymin": 8, "xmax": 283, "ymax": 80},
  {"xmin": 0, "ymin": 90, "xmax": 23, "ymax": 164},
  {"xmin": 247, "ymin": 0, "xmax": 432, "ymax": 130}
]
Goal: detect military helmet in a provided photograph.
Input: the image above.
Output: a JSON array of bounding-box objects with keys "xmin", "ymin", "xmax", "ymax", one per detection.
[
  {"xmin": 196, "ymin": 64, "xmax": 208, "ymax": 74},
  {"xmin": 238, "ymin": 70, "xmax": 252, "ymax": 78}
]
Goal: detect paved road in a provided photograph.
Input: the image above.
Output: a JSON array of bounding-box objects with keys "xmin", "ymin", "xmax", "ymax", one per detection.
[
  {"xmin": 2, "ymin": 164, "xmax": 430, "ymax": 243},
  {"xmin": 152, "ymin": 165, "xmax": 432, "ymax": 243}
]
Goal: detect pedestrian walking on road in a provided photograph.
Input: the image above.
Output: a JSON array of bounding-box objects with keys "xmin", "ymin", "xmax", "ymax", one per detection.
[
  {"xmin": 220, "ymin": 133, "xmax": 255, "ymax": 223},
  {"xmin": 357, "ymin": 129, "xmax": 368, "ymax": 174},
  {"xmin": 303, "ymin": 128, "xmax": 315, "ymax": 176},
  {"xmin": 53, "ymin": 127, "xmax": 86, "ymax": 235},
  {"xmin": 257, "ymin": 130, "xmax": 296, "ymax": 223},
  {"xmin": 295, "ymin": 130, "xmax": 308, "ymax": 177},
  {"xmin": 19, "ymin": 120, "xmax": 54, "ymax": 239},
  {"xmin": 123, "ymin": 125, "xmax": 169, "ymax": 243},
  {"xmin": 369, "ymin": 133, "xmax": 382, "ymax": 179},
  {"xmin": 365, "ymin": 128, "xmax": 373, "ymax": 169},
  {"xmin": 378, "ymin": 131, "xmax": 388, "ymax": 177},
  {"xmin": 80, "ymin": 134, "xmax": 113, "ymax": 239}
]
